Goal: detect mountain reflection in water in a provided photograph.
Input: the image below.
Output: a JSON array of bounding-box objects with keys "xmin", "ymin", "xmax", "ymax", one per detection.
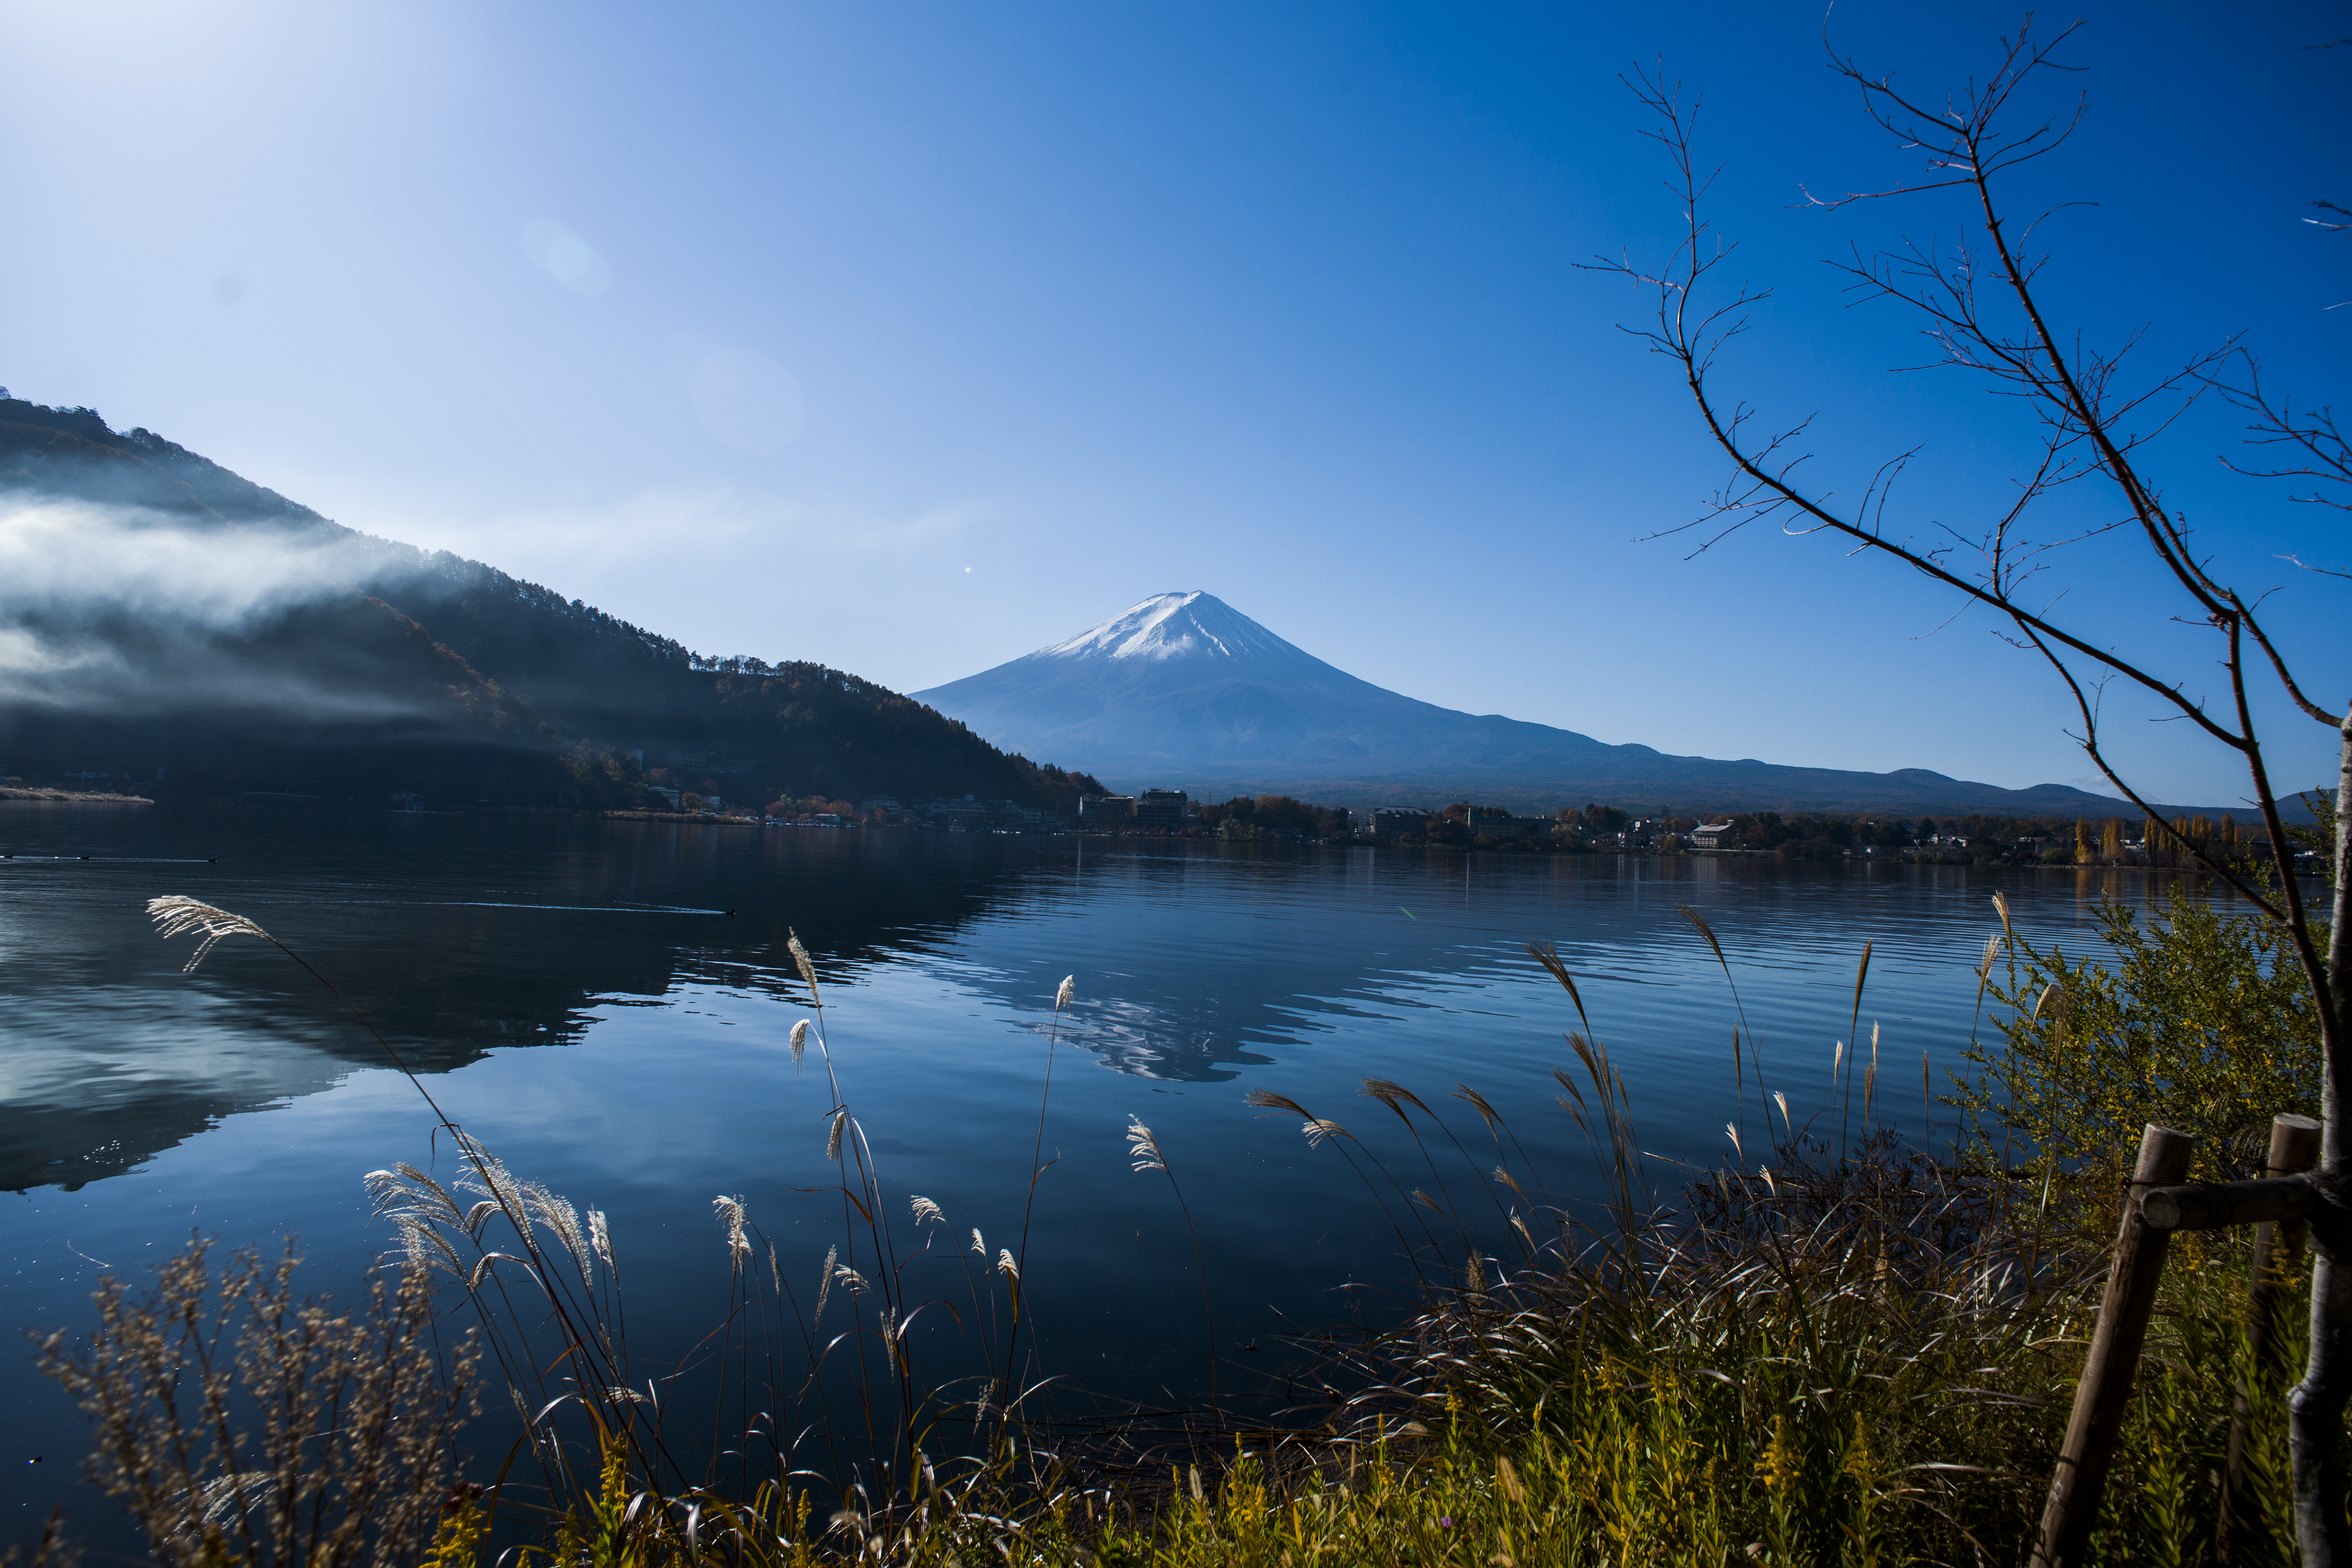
[
  {"xmin": 5, "ymin": 810, "xmax": 1494, "ymax": 1191},
  {"xmin": 3, "ymin": 807, "xmax": 2199, "ymax": 1195},
  {"xmin": 0, "ymin": 810, "xmax": 1076, "ymax": 1189}
]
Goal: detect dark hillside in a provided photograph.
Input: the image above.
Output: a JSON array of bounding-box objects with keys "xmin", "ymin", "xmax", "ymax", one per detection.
[
  {"xmin": 0, "ymin": 395, "xmax": 328, "ymax": 527},
  {"xmin": 365, "ymin": 554, "xmax": 705, "ymax": 740},
  {"xmin": 357, "ymin": 565, "xmax": 1107, "ymax": 809},
  {"xmin": 0, "ymin": 396, "xmax": 1102, "ymax": 813},
  {"xmin": 0, "ymin": 585, "xmax": 593, "ymax": 802},
  {"xmin": 699, "ymin": 662, "xmax": 1104, "ymax": 813}
]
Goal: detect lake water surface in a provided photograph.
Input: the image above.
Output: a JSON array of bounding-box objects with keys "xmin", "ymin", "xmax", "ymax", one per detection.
[{"xmin": 0, "ymin": 803, "xmax": 2210, "ymax": 1547}]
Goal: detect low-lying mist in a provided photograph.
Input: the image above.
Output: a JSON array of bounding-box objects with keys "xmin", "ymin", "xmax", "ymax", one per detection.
[{"xmin": 0, "ymin": 497, "xmax": 438, "ymax": 718}]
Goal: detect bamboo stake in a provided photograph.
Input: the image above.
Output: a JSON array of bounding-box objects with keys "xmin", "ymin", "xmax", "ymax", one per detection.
[
  {"xmin": 2031, "ymin": 1122, "xmax": 2196, "ymax": 1568},
  {"xmin": 2143, "ymin": 1173, "xmax": 2314, "ymax": 1231},
  {"xmin": 2218, "ymin": 1112, "xmax": 2324, "ymax": 1561}
]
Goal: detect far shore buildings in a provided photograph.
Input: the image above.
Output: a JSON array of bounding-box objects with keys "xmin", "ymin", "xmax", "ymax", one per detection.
[
  {"xmin": 1135, "ymin": 789, "xmax": 1189, "ymax": 829},
  {"xmin": 1078, "ymin": 793, "xmax": 1132, "ymax": 828},
  {"xmin": 1078, "ymin": 789, "xmax": 1192, "ymax": 830},
  {"xmin": 1365, "ymin": 807, "xmax": 1556, "ymax": 841},
  {"xmin": 1369, "ymin": 807, "xmax": 1436, "ymax": 838},
  {"xmin": 907, "ymin": 794, "xmax": 1061, "ymax": 832},
  {"xmin": 1464, "ymin": 811, "xmax": 1550, "ymax": 842}
]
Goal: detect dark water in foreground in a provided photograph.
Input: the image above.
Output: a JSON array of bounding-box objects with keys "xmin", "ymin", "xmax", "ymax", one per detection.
[{"xmin": 0, "ymin": 804, "xmax": 2221, "ymax": 1548}]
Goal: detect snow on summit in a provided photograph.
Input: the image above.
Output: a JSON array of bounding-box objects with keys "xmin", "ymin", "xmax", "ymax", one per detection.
[{"xmin": 1035, "ymin": 591, "xmax": 1304, "ymax": 666}]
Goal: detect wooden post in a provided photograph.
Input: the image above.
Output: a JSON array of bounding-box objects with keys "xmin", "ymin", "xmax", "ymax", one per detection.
[
  {"xmin": 2031, "ymin": 1123, "xmax": 2196, "ymax": 1568},
  {"xmin": 2217, "ymin": 1112, "xmax": 2324, "ymax": 1559}
]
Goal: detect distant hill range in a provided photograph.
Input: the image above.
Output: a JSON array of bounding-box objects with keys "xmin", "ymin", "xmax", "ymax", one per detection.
[
  {"xmin": 914, "ymin": 591, "xmax": 2244, "ymax": 818},
  {"xmin": 0, "ymin": 395, "xmax": 2274, "ymax": 823},
  {"xmin": 0, "ymin": 396, "xmax": 1100, "ymax": 812}
]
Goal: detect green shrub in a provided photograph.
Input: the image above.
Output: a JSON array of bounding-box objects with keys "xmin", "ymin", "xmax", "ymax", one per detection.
[{"xmin": 1955, "ymin": 883, "xmax": 2321, "ymax": 1189}]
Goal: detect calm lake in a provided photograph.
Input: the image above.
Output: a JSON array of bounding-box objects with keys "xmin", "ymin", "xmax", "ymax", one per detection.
[{"xmin": 0, "ymin": 803, "xmax": 2214, "ymax": 1546}]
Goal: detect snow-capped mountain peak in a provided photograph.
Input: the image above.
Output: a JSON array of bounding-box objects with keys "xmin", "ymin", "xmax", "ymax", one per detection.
[
  {"xmin": 909, "ymin": 591, "xmax": 2170, "ymax": 815},
  {"xmin": 1034, "ymin": 591, "xmax": 1304, "ymax": 666}
]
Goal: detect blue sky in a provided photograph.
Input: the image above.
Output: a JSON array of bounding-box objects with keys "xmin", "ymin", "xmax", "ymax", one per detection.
[{"xmin": 3, "ymin": 1, "xmax": 2343, "ymax": 805}]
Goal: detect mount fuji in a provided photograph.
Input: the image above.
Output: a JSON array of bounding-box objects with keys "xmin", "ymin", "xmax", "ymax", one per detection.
[{"xmin": 911, "ymin": 591, "xmax": 2142, "ymax": 816}]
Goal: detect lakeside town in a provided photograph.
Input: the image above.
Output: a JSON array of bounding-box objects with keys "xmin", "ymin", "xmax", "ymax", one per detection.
[
  {"xmin": 635, "ymin": 776, "xmax": 2305, "ymax": 872},
  {"xmin": 7, "ymin": 747, "xmax": 2306, "ymax": 874}
]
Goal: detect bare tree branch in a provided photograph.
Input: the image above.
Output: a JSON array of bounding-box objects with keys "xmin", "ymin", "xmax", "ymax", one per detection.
[{"xmin": 1596, "ymin": 24, "xmax": 2352, "ymax": 1554}]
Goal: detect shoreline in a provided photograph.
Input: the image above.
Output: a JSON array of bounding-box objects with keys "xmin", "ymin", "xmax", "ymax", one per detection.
[{"xmin": 0, "ymin": 787, "xmax": 155, "ymax": 804}]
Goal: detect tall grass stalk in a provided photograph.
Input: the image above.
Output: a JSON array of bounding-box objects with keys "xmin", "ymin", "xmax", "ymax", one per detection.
[
  {"xmin": 1125, "ymin": 1117, "xmax": 1219, "ymax": 1412},
  {"xmin": 1242, "ymin": 1089, "xmax": 1440, "ymax": 1290},
  {"xmin": 1839, "ymin": 938, "xmax": 1871, "ymax": 1161},
  {"xmin": 1677, "ymin": 901, "xmax": 1768, "ymax": 1147},
  {"xmin": 1001, "ymin": 976, "xmax": 1075, "ymax": 1418}
]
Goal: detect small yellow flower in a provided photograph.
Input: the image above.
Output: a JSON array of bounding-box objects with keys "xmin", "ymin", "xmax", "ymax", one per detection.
[
  {"xmin": 1842, "ymin": 1414, "xmax": 1872, "ymax": 1485},
  {"xmin": 1756, "ymin": 1414, "xmax": 1797, "ymax": 1493}
]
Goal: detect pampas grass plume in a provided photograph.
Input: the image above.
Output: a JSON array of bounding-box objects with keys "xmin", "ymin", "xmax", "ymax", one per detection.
[
  {"xmin": 1244, "ymin": 1089, "xmax": 1313, "ymax": 1119},
  {"xmin": 713, "ymin": 1195, "xmax": 750, "ymax": 1264},
  {"xmin": 589, "ymin": 1210, "xmax": 614, "ymax": 1272},
  {"xmin": 147, "ymin": 896, "xmax": 273, "ymax": 972},
  {"xmin": 787, "ymin": 929, "xmax": 822, "ymax": 1007},
  {"xmin": 1125, "ymin": 1115, "xmax": 1166, "ymax": 1174},
  {"xmin": 1304, "ymin": 1118, "xmax": 1349, "ymax": 1148}
]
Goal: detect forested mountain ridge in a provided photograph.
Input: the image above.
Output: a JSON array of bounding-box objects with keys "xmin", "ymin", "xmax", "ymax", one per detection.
[
  {"xmin": 0, "ymin": 395, "xmax": 1101, "ymax": 812},
  {"xmin": 0, "ymin": 395, "xmax": 328, "ymax": 527}
]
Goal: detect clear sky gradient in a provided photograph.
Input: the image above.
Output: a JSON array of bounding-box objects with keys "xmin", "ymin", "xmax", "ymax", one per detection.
[{"xmin": 3, "ymin": 2, "xmax": 2343, "ymax": 805}]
